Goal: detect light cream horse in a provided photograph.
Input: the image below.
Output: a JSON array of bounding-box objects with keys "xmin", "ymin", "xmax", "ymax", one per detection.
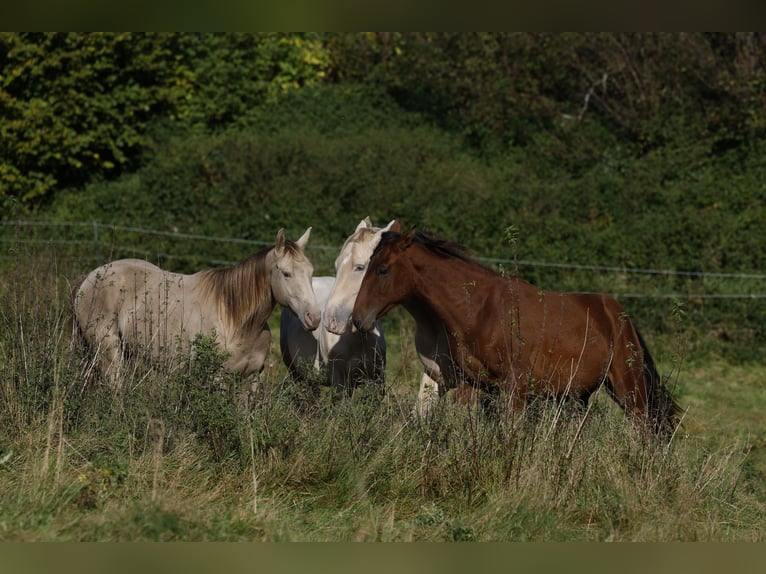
[
  {"xmin": 73, "ymin": 228, "xmax": 320, "ymax": 387},
  {"xmin": 280, "ymin": 219, "xmax": 388, "ymax": 396},
  {"xmin": 323, "ymin": 218, "xmax": 451, "ymax": 416}
]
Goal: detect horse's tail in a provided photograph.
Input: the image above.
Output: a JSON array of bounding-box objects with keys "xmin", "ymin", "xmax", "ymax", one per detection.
[{"xmin": 635, "ymin": 328, "xmax": 682, "ymax": 438}]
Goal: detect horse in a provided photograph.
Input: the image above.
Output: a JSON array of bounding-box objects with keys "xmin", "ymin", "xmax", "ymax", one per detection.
[
  {"xmin": 73, "ymin": 227, "xmax": 321, "ymax": 387},
  {"xmin": 281, "ymin": 218, "xmax": 390, "ymax": 397},
  {"xmin": 323, "ymin": 217, "xmax": 444, "ymax": 414},
  {"xmin": 352, "ymin": 229, "xmax": 682, "ymax": 435}
]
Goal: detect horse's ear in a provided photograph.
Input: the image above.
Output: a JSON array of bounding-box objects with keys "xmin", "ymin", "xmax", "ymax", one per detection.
[
  {"xmin": 356, "ymin": 217, "xmax": 372, "ymax": 232},
  {"xmin": 275, "ymin": 228, "xmax": 286, "ymax": 255},
  {"xmin": 295, "ymin": 226, "xmax": 312, "ymax": 250},
  {"xmin": 399, "ymin": 228, "xmax": 416, "ymax": 249},
  {"xmin": 384, "ymin": 219, "xmax": 401, "ymax": 233}
]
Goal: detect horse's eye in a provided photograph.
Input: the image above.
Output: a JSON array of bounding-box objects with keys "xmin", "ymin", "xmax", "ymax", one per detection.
[
  {"xmin": 377, "ymin": 266, "xmax": 389, "ymax": 277},
  {"xmin": 354, "ymin": 264, "xmax": 366, "ymax": 272},
  {"xmin": 281, "ymin": 269, "xmax": 292, "ymax": 279}
]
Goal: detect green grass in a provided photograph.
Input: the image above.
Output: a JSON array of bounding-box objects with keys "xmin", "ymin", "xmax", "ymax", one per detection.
[{"xmin": 0, "ymin": 251, "xmax": 764, "ymax": 541}]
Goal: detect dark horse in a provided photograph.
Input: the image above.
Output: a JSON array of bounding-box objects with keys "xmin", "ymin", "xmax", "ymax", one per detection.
[{"xmin": 352, "ymin": 229, "xmax": 681, "ymax": 436}]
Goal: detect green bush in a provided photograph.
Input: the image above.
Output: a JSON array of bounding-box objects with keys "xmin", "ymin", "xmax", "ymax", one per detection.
[{"xmin": 0, "ymin": 33, "xmax": 331, "ymax": 211}]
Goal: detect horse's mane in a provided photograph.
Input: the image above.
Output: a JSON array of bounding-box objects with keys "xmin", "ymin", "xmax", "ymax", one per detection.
[
  {"xmin": 198, "ymin": 242, "xmax": 302, "ymax": 335},
  {"xmin": 375, "ymin": 229, "xmax": 476, "ymax": 265},
  {"xmin": 412, "ymin": 231, "xmax": 475, "ymax": 263},
  {"xmin": 341, "ymin": 225, "xmax": 378, "ymax": 253}
]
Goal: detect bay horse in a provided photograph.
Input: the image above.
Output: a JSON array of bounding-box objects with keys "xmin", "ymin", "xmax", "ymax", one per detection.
[
  {"xmin": 281, "ymin": 218, "xmax": 391, "ymax": 396},
  {"xmin": 352, "ymin": 229, "xmax": 682, "ymax": 435},
  {"xmin": 73, "ymin": 227, "xmax": 321, "ymax": 387}
]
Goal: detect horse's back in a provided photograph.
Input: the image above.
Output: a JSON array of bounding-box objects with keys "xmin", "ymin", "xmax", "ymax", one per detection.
[
  {"xmin": 76, "ymin": 259, "xmax": 157, "ymax": 322},
  {"xmin": 311, "ymin": 276, "xmax": 335, "ymax": 309},
  {"xmin": 74, "ymin": 258, "xmax": 203, "ymax": 356},
  {"xmin": 78, "ymin": 258, "xmax": 192, "ymax": 311},
  {"xmin": 86, "ymin": 258, "xmax": 164, "ymax": 280},
  {"xmin": 77, "ymin": 259, "xmax": 168, "ymax": 302}
]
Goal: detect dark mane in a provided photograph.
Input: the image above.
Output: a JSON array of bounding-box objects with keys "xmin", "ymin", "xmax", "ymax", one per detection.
[
  {"xmin": 412, "ymin": 231, "xmax": 475, "ymax": 263},
  {"xmin": 374, "ymin": 229, "xmax": 477, "ymax": 265}
]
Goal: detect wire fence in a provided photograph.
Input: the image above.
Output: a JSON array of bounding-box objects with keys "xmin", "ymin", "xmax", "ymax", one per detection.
[{"xmin": 2, "ymin": 219, "xmax": 766, "ymax": 300}]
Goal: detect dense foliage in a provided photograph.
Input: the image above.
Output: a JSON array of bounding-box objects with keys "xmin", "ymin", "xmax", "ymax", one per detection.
[
  {"xmin": 2, "ymin": 33, "xmax": 766, "ymax": 358},
  {"xmin": 0, "ymin": 32, "xmax": 330, "ymax": 205}
]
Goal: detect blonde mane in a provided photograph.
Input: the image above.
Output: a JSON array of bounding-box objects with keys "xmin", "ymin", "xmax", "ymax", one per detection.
[
  {"xmin": 342, "ymin": 226, "xmax": 376, "ymax": 251},
  {"xmin": 198, "ymin": 247, "xmax": 274, "ymax": 337},
  {"xmin": 198, "ymin": 240, "xmax": 307, "ymax": 337}
]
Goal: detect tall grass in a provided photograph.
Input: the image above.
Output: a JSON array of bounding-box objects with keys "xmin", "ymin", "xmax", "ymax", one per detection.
[{"xmin": 0, "ymin": 249, "xmax": 763, "ymax": 541}]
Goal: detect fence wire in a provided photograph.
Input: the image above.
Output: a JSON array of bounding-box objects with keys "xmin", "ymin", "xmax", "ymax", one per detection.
[{"xmin": 2, "ymin": 220, "xmax": 765, "ymax": 300}]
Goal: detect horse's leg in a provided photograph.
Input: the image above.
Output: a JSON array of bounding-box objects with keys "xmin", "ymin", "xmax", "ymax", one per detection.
[
  {"xmin": 348, "ymin": 358, "xmax": 386, "ymax": 404},
  {"xmin": 605, "ymin": 341, "xmax": 649, "ymax": 422},
  {"xmin": 77, "ymin": 299, "xmax": 124, "ymax": 388},
  {"xmin": 94, "ymin": 328, "xmax": 125, "ymax": 389},
  {"xmin": 497, "ymin": 375, "xmax": 527, "ymax": 418},
  {"xmin": 236, "ymin": 329, "xmax": 272, "ymax": 401},
  {"xmin": 453, "ymin": 382, "xmax": 479, "ymax": 405},
  {"xmin": 328, "ymin": 356, "xmax": 353, "ymax": 401},
  {"xmin": 607, "ymin": 333, "xmax": 681, "ymax": 437},
  {"xmin": 572, "ymin": 390, "xmax": 594, "ymax": 417},
  {"xmin": 347, "ymin": 336, "xmax": 386, "ymax": 400},
  {"xmin": 251, "ymin": 329, "xmax": 272, "ymax": 374},
  {"xmin": 368, "ymin": 336, "xmax": 387, "ymax": 396},
  {"xmin": 414, "ymin": 371, "xmax": 440, "ymax": 417},
  {"xmin": 587, "ymin": 297, "xmax": 654, "ymax": 427}
]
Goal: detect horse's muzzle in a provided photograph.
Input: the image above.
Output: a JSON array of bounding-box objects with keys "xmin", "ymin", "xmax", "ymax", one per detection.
[
  {"xmin": 352, "ymin": 314, "xmax": 375, "ymax": 333},
  {"xmin": 304, "ymin": 310, "xmax": 321, "ymax": 331},
  {"xmin": 324, "ymin": 313, "xmax": 348, "ymax": 335}
]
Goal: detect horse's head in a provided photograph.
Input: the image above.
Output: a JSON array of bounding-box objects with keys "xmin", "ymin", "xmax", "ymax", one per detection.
[
  {"xmin": 352, "ymin": 227, "xmax": 415, "ymax": 332},
  {"xmin": 271, "ymin": 227, "xmax": 321, "ymax": 331},
  {"xmin": 324, "ymin": 217, "xmax": 400, "ymax": 335}
]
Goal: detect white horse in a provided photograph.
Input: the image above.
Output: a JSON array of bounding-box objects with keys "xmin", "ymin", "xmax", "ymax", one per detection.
[
  {"xmin": 73, "ymin": 228, "xmax": 320, "ymax": 386},
  {"xmin": 280, "ymin": 219, "xmax": 388, "ymax": 396},
  {"xmin": 323, "ymin": 218, "xmax": 445, "ymax": 416}
]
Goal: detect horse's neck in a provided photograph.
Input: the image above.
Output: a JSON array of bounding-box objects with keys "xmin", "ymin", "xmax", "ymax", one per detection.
[
  {"xmin": 403, "ymin": 296, "xmax": 452, "ymax": 362},
  {"xmin": 249, "ymin": 250, "xmax": 278, "ymax": 325},
  {"xmin": 199, "ymin": 249, "xmax": 275, "ymax": 337},
  {"xmin": 404, "ymin": 296, "xmax": 448, "ymax": 341},
  {"xmin": 408, "ymin": 253, "xmax": 494, "ymax": 340}
]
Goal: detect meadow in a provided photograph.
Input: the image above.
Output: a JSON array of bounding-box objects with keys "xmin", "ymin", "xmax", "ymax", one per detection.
[{"xmin": 1, "ymin": 247, "xmax": 764, "ymax": 542}]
